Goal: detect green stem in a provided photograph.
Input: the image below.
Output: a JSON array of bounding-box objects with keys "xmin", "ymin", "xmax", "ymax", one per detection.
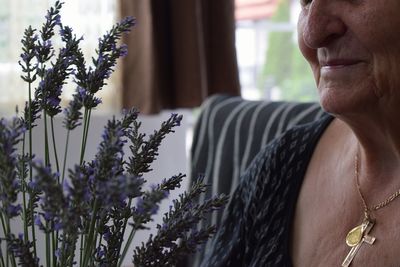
[
  {"xmin": 52, "ymin": 230, "xmax": 57, "ymax": 267},
  {"xmin": 20, "ymin": 133, "xmax": 29, "ymax": 243},
  {"xmin": 46, "ymin": 222, "xmax": 50, "ymax": 267},
  {"xmin": 0, "ymin": 249, "xmax": 5, "ymax": 267},
  {"xmin": 0, "ymin": 213, "xmax": 6, "ymax": 240},
  {"xmin": 79, "ymin": 108, "xmax": 89, "ymax": 165},
  {"xmin": 43, "ymin": 110, "xmax": 50, "ymax": 166},
  {"xmin": 118, "ymin": 227, "xmax": 137, "ymax": 267},
  {"xmin": 79, "ymin": 108, "xmax": 92, "ymax": 165},
  {"xmin": 28, "ymin": 81, "xmax": 37, "ymax": 259},
  {"xmin": 82, "ymin": 199, "xmax": 99, "ymax": 267},
  {"xmin": 44, "ymin": 111, "xmax": 51, "ymax": 267},
  {"xmin": 5, "ymin": 217, "xmax": 17, "ymax": 267},
  {"xmin": 88, "ymin": 226, "xmax": 99, "ymax": 266},
  {"xmin": 28, "ymin": 82, "xmax": 33, "ymax": 181},
  {"xmin": 50, "ymin": 117, "xmax": 60, "ymax": 263},
  {"xmin": 61, "ymin": 130, "xmax": 70, "ymax": 184},
  {"xmin": 116, "ymin": 198, "xmax": 133, "ymax": 266},
  {"xmin": 58, "ymin": 234, "xmax": 66, "ymax": 267},
  {"xmin": 79, "ymin": 234, "xmax": 84, "ymax": 267},
  {"xmin": 79, "ymin": 108, "xmax": 89, "ymax": 266},
  {"xmin": 0, "ymin": 213, "xmax": 7, "ymax": 267},
  {"xmin": 50, "ymin": 117, "xmax": 60, "ymax": 176},
  {"xmin": 29, "ymin": 206, "xmax": 37, "ymax": 260},
  {"xmin": 83, "ymin": 109, "xmax": 92, "ymax": 155},
  {"xmin": 21, "ymin": 186, "xmax": 29, "ymax": 243},
  {"xmin": 5, "ymin": 239, "xmax": 8, "ymax": 267}
]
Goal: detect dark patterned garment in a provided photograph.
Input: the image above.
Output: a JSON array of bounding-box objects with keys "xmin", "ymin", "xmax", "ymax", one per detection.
[{"xmin": 200, "ymin": 114, "xmax": 334, "ymax": 267}]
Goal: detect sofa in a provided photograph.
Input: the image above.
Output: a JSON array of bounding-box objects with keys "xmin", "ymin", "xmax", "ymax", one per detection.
[{"xmin": 185, "ymin": 94, "xmax": 324, "ymax": 266}]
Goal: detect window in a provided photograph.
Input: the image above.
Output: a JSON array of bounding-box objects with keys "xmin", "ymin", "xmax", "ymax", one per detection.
[
  {"xmin": 235, "ymin": 0, "xmax": 318, "ymax": 102},
  {"xmin": 0, "ymin": 0, "xmax": 118, "ymax": 116}
]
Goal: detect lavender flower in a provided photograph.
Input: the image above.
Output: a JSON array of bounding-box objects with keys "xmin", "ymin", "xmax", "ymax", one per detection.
[
  {"xmin": 91, "ymin": 118, "xmax": 126, "ymax": 182},
  {"xmin": 22, "ymin": 99, "xmax": 42, "ymax": 130},
  {"xmin": 34, "ymin": 24, "xmax": 82, "ymax": 117},
  {"xmin": 127, "ymin": 113, "xmax": 183, "ymax": 176},
  {"xmin": 19, "ymin": 26, "xmax": 38, "ymax": 83},
  {"xmin": 121, "ymin": 108, "xmax": 139, "ymax": 130},
  {"xmin": 95, "ymin": 174, "xmax": 144, "ymax": 213},
  {"xmin": 73, "ymin": 16, "xmax": 136, "ymax": 110},
  {"xmin": 0, "ymin": 118, "xmax": 25, "ymax": 218},
  {"xmin": 35, "ymin": 0, "xmax": 63, "ymax": 71},
  {"xmin": 132, "ymin": 174, "xmax": 185, "ymax": 230},
  {"xmin": 98, "ymin": 16, "xmax": 136, "ymax": 57},
  {"xmin": 133, "ymin": 179, "xmax": 229, "ymax": 266},
  {"xmin": 94, "ymin": 219, "xmax": 124, "ymax": 266},
  {"xmin": 32, "ymin": 161, "xmax": 66, "ymax": 232},
  {"xmin": 6, "ymin": 234, "xmax": 39, "ymax": 267},
  {"xmin": 62, "ymin": 87, "xmax": 84, "ymax": 130},
  {"xmin": 77, "ymin": 86, "xmax": 102, "ymax": 109}
]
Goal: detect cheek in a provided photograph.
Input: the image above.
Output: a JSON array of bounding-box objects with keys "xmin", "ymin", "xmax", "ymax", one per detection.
[
  {"xmin": 297, "ymin": 20, "xmax": 320, "ymax": 84},
  {"xmin": 363, "ymin": 5, "xmax": 400, "ymax": 98},
  {"xmin": 371, "ymin": 47, "xmax": 400, "ymax": 98}
]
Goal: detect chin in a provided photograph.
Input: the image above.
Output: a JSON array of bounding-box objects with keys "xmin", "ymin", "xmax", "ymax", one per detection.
[
  {"xmin": 318, "ymin": 87, "xmax": 343, "ymax": 114},
  {"xmin": 318, "ymin": 87, "xmax": 357, "ymax": 116},
  {"xmin": 318, "ymin": 86, "xmax": 379, "ymax": 117}
]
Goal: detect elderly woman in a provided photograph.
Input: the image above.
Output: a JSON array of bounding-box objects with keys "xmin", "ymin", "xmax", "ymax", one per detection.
[{"xmin": 200, "ymin": 0, "xmax": 400, "ymax": 266}]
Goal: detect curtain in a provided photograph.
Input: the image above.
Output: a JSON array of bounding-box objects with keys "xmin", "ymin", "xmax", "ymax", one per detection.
[{"xmin": 119, "ymin": 0, "xmax": 241, "ymax": 114}]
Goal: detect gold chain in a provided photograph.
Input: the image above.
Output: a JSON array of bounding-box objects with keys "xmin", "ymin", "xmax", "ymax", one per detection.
[{"xmin": 355, "ymin": 150, "xmax": 400, "ymax": 218}]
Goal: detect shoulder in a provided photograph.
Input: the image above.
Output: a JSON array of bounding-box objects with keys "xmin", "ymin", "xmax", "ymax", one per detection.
[
  {"xmin": 246, "ymin": 113, "xmax": 334, "ymax": 179},
  {"xmin": 200, "ymin": 114, "xmax": 334, "ymax": 267},
  {"xmin": 239, "ymin": 113, "xmax": 334, "ymax": 205}
]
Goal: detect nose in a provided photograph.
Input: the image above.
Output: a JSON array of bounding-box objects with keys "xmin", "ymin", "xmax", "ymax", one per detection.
[{"xmin": 302, "ymin": 1, "xmax": 347, "ymax": 49}]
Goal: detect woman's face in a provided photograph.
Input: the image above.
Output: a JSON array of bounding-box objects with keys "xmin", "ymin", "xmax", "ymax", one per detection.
[{"xmin": 298, "ymin": 0, "xmax": 400, "ymax": 115}]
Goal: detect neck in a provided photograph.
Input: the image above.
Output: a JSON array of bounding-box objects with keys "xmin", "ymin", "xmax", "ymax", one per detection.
[
  {"xmin": 335, "ymin": 111, "xmax": 400, "ymax": 177},
  {"xmin": 332, "ymin": 117, "xmax": 400, "ymax": 203}
]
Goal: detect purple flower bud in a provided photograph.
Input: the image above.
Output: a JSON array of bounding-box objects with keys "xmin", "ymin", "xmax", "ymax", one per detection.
[
  {"xmin": 163, "ymin": 190, "xmax": 170, "ymax": 198},
  {"xmin": 55, "ymin": 249, "xmax": 61, "ymax": 258},
  {"xmin": 34, "ymin": 215, "xmax": 43, "ymax": 227},
  {"xmin": 150, "ymin": 206, "xmax": 159, "ymax": 215},
  {"xmin": 6, "ymin": 204, "xmax": 21, "ymax": 217},
  {"xmin": 96, "ymin": 247, "xmax": 105, "ymax": 258},
  {"xmin": 103, "ymin": 228, "xmax": 112, "ymax": 241},
  {"xmin": 55, "ymin": 14, "xmax": 61, "ymax": 25},
  {"xmin": 46, "ymin": 40, "xmax": 52, "ymax": 47},
  {"xmin": 28, "ymin": 181, "xmax": 38, "ymax": 190},
  {"xmin": 120, "ymin": 44, "xmax": 128, "ymax": 57},
  {"xmin": 54, "ymin": 222, "xmax": 63, "ymax": 231},
  {"xmin": 63, "ymin": 180, "xmax": 71, "ymax": 195},
  {"xmin": 136, "ymin": 198, "xmax": 144, "ymax": 215},
  {"xmin": 43, "ymin": 211, "xmax": 53, "ymax": 221}
]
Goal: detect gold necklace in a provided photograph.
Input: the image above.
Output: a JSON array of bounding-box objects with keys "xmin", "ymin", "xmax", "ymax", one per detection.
[{"xmin": 342, "ymin": 150, "xmax": 400, "ymax": 267}]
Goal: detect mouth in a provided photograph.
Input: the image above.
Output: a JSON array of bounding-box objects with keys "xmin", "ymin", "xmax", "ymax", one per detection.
[{"xmin": 320, "ymin": 59, "xmax": 364, "ymax": 70}]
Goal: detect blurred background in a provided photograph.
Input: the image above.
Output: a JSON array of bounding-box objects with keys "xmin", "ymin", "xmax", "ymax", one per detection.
[{"xmin": 0, "ymin": 0, "xmax": 316, "ymax": 116}]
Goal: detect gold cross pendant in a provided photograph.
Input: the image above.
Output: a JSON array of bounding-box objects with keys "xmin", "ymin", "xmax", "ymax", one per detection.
[{"xmin": 342, "ymin": 220, "xmax": 376, "ymax": 267}]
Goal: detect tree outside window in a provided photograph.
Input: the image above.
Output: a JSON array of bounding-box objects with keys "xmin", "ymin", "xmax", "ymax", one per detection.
[{"xmin": 235, "ymin": 0, "xmax": 317, "ymax": 102}]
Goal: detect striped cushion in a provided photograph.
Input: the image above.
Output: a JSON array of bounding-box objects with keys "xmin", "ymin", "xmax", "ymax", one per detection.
[{"xmin": 188, "ymin": 94, "xmax": 324, "ymax": 266}]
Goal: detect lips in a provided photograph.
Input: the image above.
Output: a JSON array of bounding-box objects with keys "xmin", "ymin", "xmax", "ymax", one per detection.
[{"xmin": 320, "ymin": 59, "xmax": 363, "ymax": 68}]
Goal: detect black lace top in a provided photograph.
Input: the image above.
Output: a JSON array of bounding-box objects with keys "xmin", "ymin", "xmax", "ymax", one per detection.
[{"xmin": 200, "ymin": 114, "xmax": 334, "ymax": 267}]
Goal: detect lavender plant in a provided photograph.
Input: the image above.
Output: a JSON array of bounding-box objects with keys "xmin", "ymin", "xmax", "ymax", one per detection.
[{"xmin": 0, "ymin": 2, "xmax": 228, "ymax": 267}]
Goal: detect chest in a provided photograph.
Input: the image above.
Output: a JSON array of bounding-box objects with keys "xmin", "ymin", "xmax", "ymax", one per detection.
[{"xmin": 290, "ymin": 163, "xmax": 400, "ymax": 267}]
